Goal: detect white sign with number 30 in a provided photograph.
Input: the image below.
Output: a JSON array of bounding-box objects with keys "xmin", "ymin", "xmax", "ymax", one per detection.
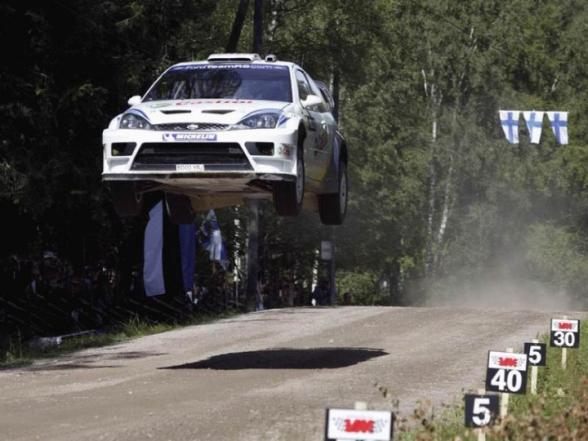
[{"xmin": 550, "ymin": 319, "xmax": 580, "ymax": 349}]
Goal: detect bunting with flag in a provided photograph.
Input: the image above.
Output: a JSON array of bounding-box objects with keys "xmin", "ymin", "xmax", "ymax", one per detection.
[
  {"xmin": 499, "ymin": 110, "xmax": 570, "ymax": 145},
  {"xmin": 547, "ymin": 111, "xmax": 569, "ymax": 145},
  {"xmin": 499, "ymin": 110, "xmax": 520, "ymax": 144},
  {"xmin": 522, "ymin": 111, "xmax": 544, "ymax": 144}
]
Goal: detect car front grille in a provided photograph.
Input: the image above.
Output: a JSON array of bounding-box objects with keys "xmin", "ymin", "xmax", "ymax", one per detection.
[
  {"xmin": 131, "ymin": 142, "xmax": 252, "ymax": 171},
  {"xmin": 152, "ymin": 123, "xmax": 229, "ymax": 131}
]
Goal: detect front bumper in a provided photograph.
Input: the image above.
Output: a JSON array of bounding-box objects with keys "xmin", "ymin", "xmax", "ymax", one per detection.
[{"xmin": 102, "ymin": 127, "xmax": 299, "ymax": 184}]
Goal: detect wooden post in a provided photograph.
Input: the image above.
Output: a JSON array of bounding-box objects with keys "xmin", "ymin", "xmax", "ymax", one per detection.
[
  {"xmin": 354, "ymin": 401, "xmax": 367, "ymax": 410},
  {"xmin": 562, "ymin": 315, "xmax": 568, "ymax": 370},
  {"xmin": 500, "ymin": 347, "xmax": 513, "ymax": 419},
  {"xmin": 530, "ymin": 339, "xmax": 538, "ymax": 395},
  {"xmin": 245, "ymin": 199, "xmax": 259, "ymax": 311},
  {"xmin": 476, "ymin": 388, "xmax": 486, "ymax": 441},
  {"xmin": 328, "ymin": 228, "xmax": 336, "ymax": 305}
]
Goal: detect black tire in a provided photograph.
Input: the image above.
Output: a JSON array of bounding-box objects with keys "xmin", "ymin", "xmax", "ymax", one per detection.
[
  {"xmin": 318, "ymin": 160, "xmax": 348, "ymax": 225},
  {"xmin": 273, "ymin": 143, "xmax": 305, "ymax": 216},
  {"xmin": 165, "ymin": 192, "xmax": 196, "ymax": 224},
  {"xmin": 109, "ymin": 182, "xmax": 143, "ymax": 217}
]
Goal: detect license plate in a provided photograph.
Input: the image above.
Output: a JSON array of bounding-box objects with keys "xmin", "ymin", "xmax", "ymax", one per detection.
[{"xmin": 176, "ymin": 164, "xmax": 204, "ymax": 172}]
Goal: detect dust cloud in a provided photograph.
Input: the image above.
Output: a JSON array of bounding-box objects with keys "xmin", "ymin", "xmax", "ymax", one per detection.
[{"xmin": 424, "ymin": 273, "xmax": 583, "ymax": 312}]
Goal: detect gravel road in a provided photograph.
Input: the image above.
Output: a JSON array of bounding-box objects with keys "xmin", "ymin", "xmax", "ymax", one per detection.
[{"xmin": 0, "ymin": 306, "xmax": 578, "ymax": 440}]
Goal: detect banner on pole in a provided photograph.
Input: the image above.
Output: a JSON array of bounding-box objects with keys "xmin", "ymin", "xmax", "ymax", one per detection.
[{"xmin": 144, "ymin": 201, "xmax": 166, "ymax": 297}]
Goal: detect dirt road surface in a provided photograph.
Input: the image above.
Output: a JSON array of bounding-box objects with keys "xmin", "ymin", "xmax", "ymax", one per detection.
[{"xmin": 0, "ymin": 306, "xmax": 577, "ymax": 440}]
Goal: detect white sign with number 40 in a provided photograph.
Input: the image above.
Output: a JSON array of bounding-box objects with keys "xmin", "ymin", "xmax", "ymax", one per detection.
[{"xmin": 485, "ymin": 351, "xmax": 528, "ymax": 395}]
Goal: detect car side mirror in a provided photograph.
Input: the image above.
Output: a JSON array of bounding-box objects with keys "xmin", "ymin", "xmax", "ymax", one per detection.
[
  {"xmin": 301, "ymin": 94, "xmax": 322, "ymax": 108},
  {"xmin": 127, "ymin": 95, "xmax": 142, "ymax": 106}
]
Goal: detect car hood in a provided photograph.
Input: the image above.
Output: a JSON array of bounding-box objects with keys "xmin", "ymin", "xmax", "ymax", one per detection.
[{"xmin": 127, "ymin": 100, "xmax": 292, "ymax": 125}]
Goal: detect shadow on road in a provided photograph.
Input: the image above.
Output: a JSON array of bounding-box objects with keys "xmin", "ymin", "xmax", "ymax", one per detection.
[{"xmin": 160, "ymin": 347, "xmax": 388, "ymax": 370}]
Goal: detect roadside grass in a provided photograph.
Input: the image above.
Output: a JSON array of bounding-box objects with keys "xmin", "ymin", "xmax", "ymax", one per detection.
[
  {"xmin": 0, "ymin": 309, "xmax": 240, "ymax": 369},
  {"xmin": 397, "ymin": 319, "xmax": 588, "ymax": 440}
]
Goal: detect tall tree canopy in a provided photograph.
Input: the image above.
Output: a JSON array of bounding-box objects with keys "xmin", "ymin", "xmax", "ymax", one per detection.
[{"xmin": 1, "ymin": 0, "xmax": 587, "ymax": 307}]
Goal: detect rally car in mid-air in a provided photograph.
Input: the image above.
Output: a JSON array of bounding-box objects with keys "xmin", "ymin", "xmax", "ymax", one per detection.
[{"xmin": 102, "ymin": 53, "xmax": 348, "ymax": 225}]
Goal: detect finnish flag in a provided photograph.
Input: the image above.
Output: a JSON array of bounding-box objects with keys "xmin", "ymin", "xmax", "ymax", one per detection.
[
  {"xmin": 499, "ymin": 110, "xmax": 520, "ymax": 144},
  {"xmin": 522, "ymin": 111, "xmax": 544, "ymax": 144},
  {"xmin": 547, "ymin": 111, "xmax": 568, "ymax": 145}
]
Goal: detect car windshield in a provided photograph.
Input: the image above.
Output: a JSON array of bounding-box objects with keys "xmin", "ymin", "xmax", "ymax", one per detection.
[{"xmin": 143, "ymin": 64, "xmax": 292, "ymax": 102}]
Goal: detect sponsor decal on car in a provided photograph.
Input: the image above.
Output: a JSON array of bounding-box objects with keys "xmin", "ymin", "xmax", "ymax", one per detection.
[
  {"xmin": 163, "ymin": 133, "xmax": 217, "ymax": 142},
  {"xmin": 169, "ymin": 64, "xmax": 288, "ymax": 71},
  {"xmin": 175, "ymin": 100, "xmax": 253, "ymax": 105}
]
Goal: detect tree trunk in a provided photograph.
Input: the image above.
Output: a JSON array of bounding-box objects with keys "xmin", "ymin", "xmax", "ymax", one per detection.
[
  {"xmin": 423, "ymin": 74, "xmax": 441, "ymax": 277},
  {"xmin": 253, "ymin": 0, "xmax": 263, "ymax": 53},
  {"xmin": 266, "ymin": 0, "xmax": 282, "ymax": 51},
  {"xmin": 226, "ymin": 0, "xmax": 250, "ymax": 52}
]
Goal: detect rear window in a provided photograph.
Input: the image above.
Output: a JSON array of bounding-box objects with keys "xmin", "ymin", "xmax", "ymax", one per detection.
[{"xmin": 144, "ymin": 64, "xmax": 292, "ymax": 102}]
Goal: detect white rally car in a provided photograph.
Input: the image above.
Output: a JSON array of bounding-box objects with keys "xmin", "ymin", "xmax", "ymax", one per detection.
[{"xmin": 102, "ymin": 53, "xmax": 348, "ymax": 225}]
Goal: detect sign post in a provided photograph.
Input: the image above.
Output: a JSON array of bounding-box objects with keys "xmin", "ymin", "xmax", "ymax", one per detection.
[
  {"xmin": 321, "ymin": 241, "xmax": 333, "ymax": 260},
  {"xmin": 524, "ymin": 339, "xmax": 546, "ymax": 395},
  {"xmin": 321, "ymin": 238, "xmax": 337, "ymax": 305}
]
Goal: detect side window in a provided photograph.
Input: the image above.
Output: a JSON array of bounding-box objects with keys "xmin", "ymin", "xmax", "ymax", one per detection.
[
  {"xmin": 313, "ymin": 80, "xmax": 335, "ymax": 112},
  {"xmin": 295, "ymin": 70, "xmax": 311, "ymax": 101}
]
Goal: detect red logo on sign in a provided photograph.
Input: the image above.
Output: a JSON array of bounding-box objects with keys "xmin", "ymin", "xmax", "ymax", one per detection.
[
  {"xmin": 498, "ymin": 357, "xmax": 518, "ymax": 367},
  {"xmin": 344, "ymin": 419, "xmax": 374, "ymax": 433},
  {"xmin": 558, "ymin": 322, "xmax": 573, "ymax": 330}
]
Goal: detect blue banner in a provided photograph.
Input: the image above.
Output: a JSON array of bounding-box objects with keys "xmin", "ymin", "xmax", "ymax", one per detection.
[{"xmin": 143, "ymin": 201, "xmax": 166, "ymax": 297}]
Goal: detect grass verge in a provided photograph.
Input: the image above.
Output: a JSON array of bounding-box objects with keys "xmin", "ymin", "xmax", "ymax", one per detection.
[
  {"xmin": 0, "ymin": 309, "xmax": 240, "ymax": 369},
  {"xmin": 397, "ymin": 317, "xmax": 588, "ymax": 440}
]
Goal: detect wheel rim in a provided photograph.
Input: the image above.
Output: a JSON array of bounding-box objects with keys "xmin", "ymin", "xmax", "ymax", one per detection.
[
  {"xmin": 296, "ymin": 159, "xmax": 304, "ymax": 203},
  {"xmin": 339, "ymin": 171, "xmax": 347, "ymax": 214}
]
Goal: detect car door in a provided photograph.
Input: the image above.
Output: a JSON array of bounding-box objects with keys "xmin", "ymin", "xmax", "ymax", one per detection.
[
  {"xmin": 295, "ymin": 69, "xmax": 324, "ymax": 184},
  {"xmin": 309, "ymin": 79, "xmax": 338, "ymax": 181}
]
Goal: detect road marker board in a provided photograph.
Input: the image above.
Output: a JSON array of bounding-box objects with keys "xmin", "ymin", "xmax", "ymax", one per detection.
[
  {"xmin": 550, "ymin": 319, "xmax": 580, "ymax": 349},
  {"xmin": 325, "ymin": 408, "xmax": 394, "ymax": 441},
  {"xmin": 464, "ymin": 394, "xmax": 499, "ymax": 428},
  {"xmin": 524, "ymin": 342, "xmax": 546, "ymax": 366},
  {"xmin": 485, "ymin": 351, "xmax": 528, "ymax": 395}
]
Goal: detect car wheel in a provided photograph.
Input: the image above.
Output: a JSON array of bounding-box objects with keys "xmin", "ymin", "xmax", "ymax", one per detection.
[
  {"xmin": 273, "ymin": 143, "xmax": 305, "ymax": 216},
  {"xmin": 109, "ymin": 182, "xmax": 143, "ymax": 217},
  {"xmin": 318, "ymin": 160, "xmax": 348, "ymax": 225},
  {"xmin": 165, "ymin": 192, "xmax": 196, "ymax": 225}
]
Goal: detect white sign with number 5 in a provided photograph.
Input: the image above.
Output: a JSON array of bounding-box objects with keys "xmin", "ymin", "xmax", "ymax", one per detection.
[{"xmin": 464, "ymin": 394, "xmax": 499, "ymax": 428}]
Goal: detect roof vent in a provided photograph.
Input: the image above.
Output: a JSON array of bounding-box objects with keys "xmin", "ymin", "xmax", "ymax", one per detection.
[
  {"xmin": 207, "ymin": 53, "xmax": 261, "ymax": 62},
  {"xmin": 265, "ymin": 54, "xmax": 277, "ymax": 62}
]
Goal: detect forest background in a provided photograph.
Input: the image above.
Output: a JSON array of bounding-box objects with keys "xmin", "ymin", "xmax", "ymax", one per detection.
[{"xmin": 1, "ymin": 0, "xmax": 588, "ymax": 309}]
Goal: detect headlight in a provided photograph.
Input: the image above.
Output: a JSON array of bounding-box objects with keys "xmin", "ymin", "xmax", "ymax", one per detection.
[
  {"xmin": 120, "ymin": 113, "xmax": 152, "ymax": 130},
  {"xmin": 231, "ymin": 110, "xmax": 282, "ymax": 130}
]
